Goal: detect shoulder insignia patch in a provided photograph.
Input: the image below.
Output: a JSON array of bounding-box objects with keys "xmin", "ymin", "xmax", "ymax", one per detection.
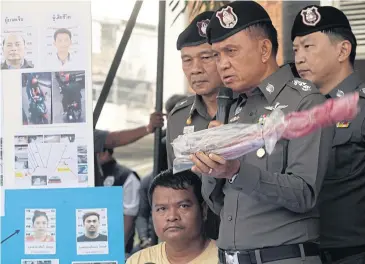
[
  {"xmin": 169, "ymin": 95, "xmax": 194, "ymax": 116},
  {"xmin": 287, "ymin": 78, "xmax": 319, "ymax": 96}
]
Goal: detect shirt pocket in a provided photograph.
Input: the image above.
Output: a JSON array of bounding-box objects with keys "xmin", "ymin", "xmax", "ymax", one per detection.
[
  {"xmin": 328, "ymin": 129, "xmax": 353, "ymax": 180},
  {"xmin": 267, "ymin": 139, "xmax": 288, "ymax": 173}
]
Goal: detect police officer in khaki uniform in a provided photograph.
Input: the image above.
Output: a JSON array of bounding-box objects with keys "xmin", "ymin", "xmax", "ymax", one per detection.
[
  {"xmin": 166, "ymin": 11, "xmax": 225, "ymax": 240},
  {"xmin": 291, "ymin": 5, "xmax": 365, "ymax": 264},
  {"xmin": 189, "ymin": 1, "xmax": 333, "ymax": 263},
  {"xmin": 166, "ymin": 11, "xmax": 225, "ymax": 168}
]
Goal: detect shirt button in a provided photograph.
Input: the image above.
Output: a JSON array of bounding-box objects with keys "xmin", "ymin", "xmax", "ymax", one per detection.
[{"xmin": 228, "ymin": 215, "xmax": 232, "ymax": 221}]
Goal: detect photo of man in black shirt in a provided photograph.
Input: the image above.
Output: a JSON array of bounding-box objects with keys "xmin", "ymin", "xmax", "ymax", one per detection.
[{"xmin": 77, "ymin": 211, "xmax": 108, "ymax": 242}]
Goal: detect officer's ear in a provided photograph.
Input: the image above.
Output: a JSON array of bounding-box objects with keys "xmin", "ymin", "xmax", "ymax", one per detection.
[
  {"xmin": 337, "ymin": 40, "xmax": 352, "ymax": 64},
  {"xmin": 259, "ymin": 38, "xmax": 272, "ymax": 64}
]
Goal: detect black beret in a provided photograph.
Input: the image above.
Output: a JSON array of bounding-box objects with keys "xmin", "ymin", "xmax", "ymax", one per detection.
[
  {"xmin": 291, "ymin": 5, "xmax": 352, "ymax": 41},
  {"xmin": 206, "ymin": 1, "xmax": 272, "ymax": 44},
  {"xmin": 176, "ymin": 11, "xmax": 214, "ymax": 50}
]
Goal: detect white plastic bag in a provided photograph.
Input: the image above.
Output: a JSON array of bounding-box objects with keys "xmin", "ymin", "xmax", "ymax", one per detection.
[{"xmin": 172, "ymin": 109, "xmax": 286, "ymax": 173}]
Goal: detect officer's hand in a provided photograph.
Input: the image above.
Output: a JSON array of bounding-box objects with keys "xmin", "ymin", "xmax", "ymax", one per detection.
[
  {"xmin": 147, "ymin": 112, "xmax": 165, "ymax": 133},
  {"xmin": 190, "ymin": 152, "xmax": 240, "ymax": 180},
  {"xmin": 208, "ymin": 120, "xmax": 223, "ymax": 129}
]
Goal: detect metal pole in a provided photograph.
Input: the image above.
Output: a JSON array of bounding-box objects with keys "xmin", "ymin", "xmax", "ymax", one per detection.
[
  {"xmin": 93, "ymin": 0, "xmax": 144, "ymax": 127},
  {"xmin": 152, "ymin": 0, "xmax": 166, "ymax": 179},
  {"xmin": 93, "ymin": 0, "xmax": 143, "ymax": 187}
]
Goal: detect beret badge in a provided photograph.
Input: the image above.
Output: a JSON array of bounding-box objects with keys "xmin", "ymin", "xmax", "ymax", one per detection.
[
  {"xmin": 300, "ymin": 6, "xmax": 321, "ymax": 26},
  {"xmin": 196, "ymin": 19, "xmax": 210, "ymax": 37},
  {"xmin": 216, "ymin": 6, "xmax": 238, "ymax": 29}
]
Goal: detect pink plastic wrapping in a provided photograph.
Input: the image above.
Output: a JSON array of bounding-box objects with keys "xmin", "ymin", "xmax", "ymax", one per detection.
[{"xmin": 172, "ymin": 92, "xmax": 359, "ymax": 173}]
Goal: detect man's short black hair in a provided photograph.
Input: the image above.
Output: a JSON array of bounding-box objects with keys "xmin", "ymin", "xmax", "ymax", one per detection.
[
  {"xmin": 82, "ymin": 212, "xmax": 100, "ymax": 223},
  {"xmin": 322, "ymin": 27, "xmax": 357, "ymax": 67},
  {"xmin": 148, "ymin": 169, "xmax": 203, "ymax": 206},
  {"xmin": 54, "ymin": 28, "xmax": 72, "ymax": 41},
  {"xmin": 246, "ymin": 22, "xmax": 279, "ymax": 57}
]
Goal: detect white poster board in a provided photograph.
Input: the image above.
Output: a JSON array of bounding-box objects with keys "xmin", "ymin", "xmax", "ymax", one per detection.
[{"xmin": 1, "ymin": 1, "xmax": 94, "ymax": 199}]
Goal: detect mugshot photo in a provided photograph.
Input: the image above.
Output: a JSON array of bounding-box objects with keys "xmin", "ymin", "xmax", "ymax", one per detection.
[
  {"xmin": 1, "ymin": 32, "xmax": 34, "ymax": 69},
  {"xmin": 76, "ymin": 208, "xmax": 109, "ymax": 255},
  {"xmin": 21, "ymin": 72, "xmax": 52, "ymax": 125},
  {"xmin": 24, "ymin": 208, "xmax": 56, "ymax": 255},
  {"xmin": 45, "ymin": 27, "xmax": 81, "ymax": 69},
  {"xmin": 52, "ymin": 71, "xmax": 86, "ymax": 124},
  {"xmin": 42, "ymin": 11, "xmax": 85, "ymax": 70},
  {"xmin": 1, "ymin": 14, "xmax": 36, "ymax": 69}
]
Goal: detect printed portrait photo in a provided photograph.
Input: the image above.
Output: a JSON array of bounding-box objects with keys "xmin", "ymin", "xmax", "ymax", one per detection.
[
  {"xmin": 76, "ymin": 208, "xmax": 109, "ymax": 255},
  {"xmin": 1, "ymin": 33, "xmax": 34, "ymax": 70},
  {"xmin": 24, "ymin": 208, "xmax": 56, "ymax": 255}
]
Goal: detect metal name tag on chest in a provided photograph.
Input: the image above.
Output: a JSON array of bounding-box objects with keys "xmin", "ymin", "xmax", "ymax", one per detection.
[{"xmin": 183, "ymin": 126, "xmax": 194, "ymax": 134}]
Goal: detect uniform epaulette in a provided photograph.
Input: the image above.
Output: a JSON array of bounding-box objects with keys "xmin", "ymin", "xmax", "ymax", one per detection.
[
  {"xmin": 287, "ymin": 78, "xmax": 320, "ymax": 97},
  {"xmin": 169, "ymin": 95, "xmax": 195, "ymax": 116}
]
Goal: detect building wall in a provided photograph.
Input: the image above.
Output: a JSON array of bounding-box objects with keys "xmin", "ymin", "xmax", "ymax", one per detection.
[{"xmin": 258, "ymin": 1, "xmax": 284, "ymax": 65}]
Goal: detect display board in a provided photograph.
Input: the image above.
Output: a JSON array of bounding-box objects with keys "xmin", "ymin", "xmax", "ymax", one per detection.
[
  {"xmin": 0, "ymin": 0, "xmax": 95, "ymax": 209},
  {"xmin": 1, "ymin": 187, "xmax": 125, "ymax": 263}
]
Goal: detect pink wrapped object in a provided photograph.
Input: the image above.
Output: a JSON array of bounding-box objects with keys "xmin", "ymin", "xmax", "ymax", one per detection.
[
  {"xmin": 282, "ymin": 92, "xmax": 359, "ymax": 139},
  {"xmin": 172, "ymin": 92, "xmax": 360, "ymax": 173}
]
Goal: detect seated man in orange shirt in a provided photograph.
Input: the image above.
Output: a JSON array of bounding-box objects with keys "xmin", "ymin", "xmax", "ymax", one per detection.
[{"xmin": 127, "ymin": 169, "xmax": 218, "ymax": 264}]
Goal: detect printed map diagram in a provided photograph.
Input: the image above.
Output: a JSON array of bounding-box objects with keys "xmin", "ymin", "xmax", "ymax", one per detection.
[{"xmin": 14, "ymin": 134, "xmax": 88, "ymax": 188}]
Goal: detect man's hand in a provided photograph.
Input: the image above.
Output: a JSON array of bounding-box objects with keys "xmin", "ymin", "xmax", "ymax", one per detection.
[
  {"xmin": 146, "ymin": 112, "xmax": 165, "ymax": 133},
  {"xmin": 190, "ymin": 152, "xmax": 240, "ymax": 179},
  {"xmin": 190, "ymin": 120, "xmax": 240, "ymax": 179}
]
